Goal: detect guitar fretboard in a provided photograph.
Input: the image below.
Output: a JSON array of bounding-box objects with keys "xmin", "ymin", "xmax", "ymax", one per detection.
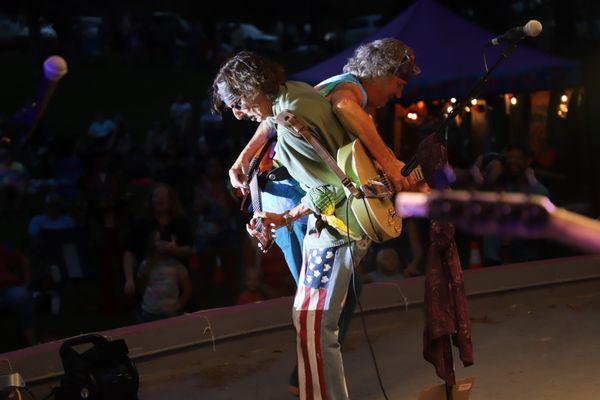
[{"xmin": 249, "ymin": 172, "xmax": 263, "ymax": 233}]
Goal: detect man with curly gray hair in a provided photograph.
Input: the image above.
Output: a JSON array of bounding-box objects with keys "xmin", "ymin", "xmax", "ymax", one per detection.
[
  {"xmin": 314, "ymin": 38, "xmax": 423, "ymax": 193},
  {"xmin": 343, "ymin": 38, "xmax": 421, "ymax": 82}
]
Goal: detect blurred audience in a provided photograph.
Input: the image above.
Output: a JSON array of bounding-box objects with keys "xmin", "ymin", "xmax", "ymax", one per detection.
[{"xmin": 0, "ymin": 64, "xmax": 579, "ymax": 355}]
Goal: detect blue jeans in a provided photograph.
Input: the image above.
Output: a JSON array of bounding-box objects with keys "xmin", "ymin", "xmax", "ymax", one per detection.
[
  {"xmin": 274, "ymin": 221, "xmax": 307, "ymax": 285},
  {"xmin": 0, "ymin": 286, "xmax": 35, "ymax": 329}
]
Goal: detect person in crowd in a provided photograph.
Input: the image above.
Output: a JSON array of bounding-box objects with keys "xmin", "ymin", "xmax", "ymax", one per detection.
[
  {"xmin": 503, "ymin": 143, "xmax": 549, "ymax": 197},
  {"xmin": 367, "ymin": 247, "xmax": 404, "ymax": 282},
  {"xmin": 236, "ymin": 267, "xmax": 266, "ymax": 305},
  {"xmin": 87, "ymin": 110, "xmax": 117, "ymax": 140},
  {"xmin": 482, "ymin": 144, "xmax": 550, "ymax": 265},
  {"xmin": 28, "ymin": 193, "xmax": 76, "ymax": 244},
  {"xmin": 137, "ymin": 230, "xmax": 192, "ymax": 322},
  {"xmin": 123, "ymin": 183, "xmax": 194, "ymax": 299}
]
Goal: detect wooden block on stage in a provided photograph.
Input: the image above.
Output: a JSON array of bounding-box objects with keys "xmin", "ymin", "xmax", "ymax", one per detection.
[{"xmin": 418, "ymin": 377, "xmax": 475, "ymax": 400}]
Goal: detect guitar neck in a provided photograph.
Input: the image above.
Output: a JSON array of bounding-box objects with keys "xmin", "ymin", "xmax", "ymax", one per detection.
[
  {"xmin": 248, "ymin": 173, "xmax": 263, "ymax": 232},
  {"xmin": 395, "ymin": 191, "xmax": 600, "ymax": 253},
  {"xmin": 547, "ymin": 208, "xmax": 600, "ymax": 252}
]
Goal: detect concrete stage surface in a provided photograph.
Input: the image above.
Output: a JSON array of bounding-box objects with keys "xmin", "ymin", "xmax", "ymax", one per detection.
[
  {"xmin": 140, "ymin": 279, "xmax": 600, "ymax": 400},
  {"xmin": 4, "ymin": 255, "xmax": 600, "ymax": 399}
]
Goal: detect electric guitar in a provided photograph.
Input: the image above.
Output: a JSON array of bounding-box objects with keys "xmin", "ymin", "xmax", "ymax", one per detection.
[
  {"xmin": 242, "ymin": 137, "xmax": 277, "ymax": 252},
  {"xmin": 395, "ymin": 190, "xmax": 600, "ymax": 252},
  {"xmin": 337, "ymin": 139, "xmax": 425, "ymax": 243}
]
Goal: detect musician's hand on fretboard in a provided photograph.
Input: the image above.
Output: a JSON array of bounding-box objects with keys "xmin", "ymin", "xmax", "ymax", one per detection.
[{"xmin": 246, "ymin": 215, "xmax": 272, "ymax": 253}]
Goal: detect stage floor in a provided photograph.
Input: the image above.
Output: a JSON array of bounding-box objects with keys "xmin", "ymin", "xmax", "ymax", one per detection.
[{"xmin": 139, "ymin": 279, "xmax": 600, "ymax": 399}]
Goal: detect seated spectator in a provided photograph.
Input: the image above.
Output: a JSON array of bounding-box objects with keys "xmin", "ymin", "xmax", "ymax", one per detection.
[
  {"xmin": 504, "ymin": 143, "xmax": 549, "ymax": 196},
  {"xmin": 0, "ymin": 245, "xmax": 36, "ymax": 346},
  {"xmin": 137, "ymin": 231, "xmax": 192, "ymax": 322},
  {"xmin": 236, "ymin": 268, "xmax": 266, "ymax": 305},
  {"xmin": 28, "ymin": 193, "xmax": 76, "ymax": 243},
  {"xmin": 367, "ymin": 247, "xmax": 404, "ymax": 282}
]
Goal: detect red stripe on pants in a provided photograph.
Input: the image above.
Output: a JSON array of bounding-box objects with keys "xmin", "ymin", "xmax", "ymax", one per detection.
[
  {"xmin": 300, "ymin": 285, "xmax": 313, "ymax": 399},
  {"xmin": 314, "ymin": 288, "xmax": 328, "ymax": 399}
]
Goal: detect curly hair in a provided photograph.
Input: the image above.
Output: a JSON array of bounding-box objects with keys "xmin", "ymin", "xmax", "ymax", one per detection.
[
  {"xmin": 343, "ymin": 38, "xmax": 420, "ymax": 80},
  {"xmin": 211, "ymin": 51, "xmax": 286, "ymax": 113}
]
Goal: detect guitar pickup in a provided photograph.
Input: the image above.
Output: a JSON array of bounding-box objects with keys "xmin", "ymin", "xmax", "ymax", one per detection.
[{"xmin": 362, "ymin": 180, "xmax": 394, "ymax": 199}]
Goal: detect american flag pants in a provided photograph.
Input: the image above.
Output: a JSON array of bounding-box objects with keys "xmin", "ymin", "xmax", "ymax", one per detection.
[{"xmin": 292, "ymin": 239, "xmax": 367, "ymax": 400}]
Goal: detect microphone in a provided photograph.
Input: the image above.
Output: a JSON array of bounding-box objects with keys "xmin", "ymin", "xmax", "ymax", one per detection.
[
  {"xmin": 17, "ymin": 56, "xmax": 68, "ymax": 146},
  {"xmin": 487, "ymin": 20, "xmax": 542, "ymax": 46},
  {"xmin": 33, "ymin": 56, "xmax": 68, "ymax": 127}
]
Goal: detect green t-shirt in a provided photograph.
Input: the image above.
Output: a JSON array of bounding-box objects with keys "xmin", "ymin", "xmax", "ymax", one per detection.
[{"xmin": 269, "ymin": 81, "xmax": 365, "ymax": 248}]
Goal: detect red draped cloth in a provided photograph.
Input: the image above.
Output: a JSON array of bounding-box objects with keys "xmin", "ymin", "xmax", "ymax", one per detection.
[{"xmin": 416, "ymin": 133, "xmax": 474, "ymax": 385}]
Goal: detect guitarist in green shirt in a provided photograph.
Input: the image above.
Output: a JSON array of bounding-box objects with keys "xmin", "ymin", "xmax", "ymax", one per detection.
[{"xmin": 213, "ymin": 51, "xmax": 372, "ymax": 400}]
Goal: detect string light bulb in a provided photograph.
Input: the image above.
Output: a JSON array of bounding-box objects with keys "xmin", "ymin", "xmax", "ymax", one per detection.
[
  {"xmin": 561, "ymin": 94, "xmax": 568, "ymax": 103},
  {"xmin": 450, "ymin": 97, "xmax": 457, "ymax": 104},
  {"xmin": 510, "ymin": 96, "xmax": 517, "ymax": 105},
  {"xmin": 470, "ymin": 98, "xmax": 478, "ymax": 106}
]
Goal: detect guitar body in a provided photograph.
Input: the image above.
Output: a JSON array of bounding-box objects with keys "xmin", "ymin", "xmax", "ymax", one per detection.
[
  {"xmin": 244, "ymin": 138, "xmax": 278, "ymax": 251},
  {"xmin": 337, "ymin": 139, "xmax": 402, "ymax": 243}
]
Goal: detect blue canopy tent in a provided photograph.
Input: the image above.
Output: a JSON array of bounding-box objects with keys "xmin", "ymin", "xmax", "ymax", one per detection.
[{"xmin": 292, "ymin": 0, "xmax": 580, "ymax": 102}]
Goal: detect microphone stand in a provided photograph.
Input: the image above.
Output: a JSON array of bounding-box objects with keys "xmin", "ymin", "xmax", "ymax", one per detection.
[
  {"xmin": 406, "ymin": 37, "xmax": 525, "ymax": 399},
  {"xmin": 401, "ymin": 37, "xmax": 524, "ymax": 177}
]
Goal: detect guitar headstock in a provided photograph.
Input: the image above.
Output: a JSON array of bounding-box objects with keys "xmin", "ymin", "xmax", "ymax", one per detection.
[{"xmin": 395, "ymin": 190, "xmax": 556, "ymax": 238}]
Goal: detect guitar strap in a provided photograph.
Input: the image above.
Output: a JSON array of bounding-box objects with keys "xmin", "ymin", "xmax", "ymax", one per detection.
[
  {"xmin": 247, "ymin": 136, "xmax": 277, "ymax": 179},
  {"xmin": 274, "ymin": 110, "xmax": 363, "ymax": 199}
]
